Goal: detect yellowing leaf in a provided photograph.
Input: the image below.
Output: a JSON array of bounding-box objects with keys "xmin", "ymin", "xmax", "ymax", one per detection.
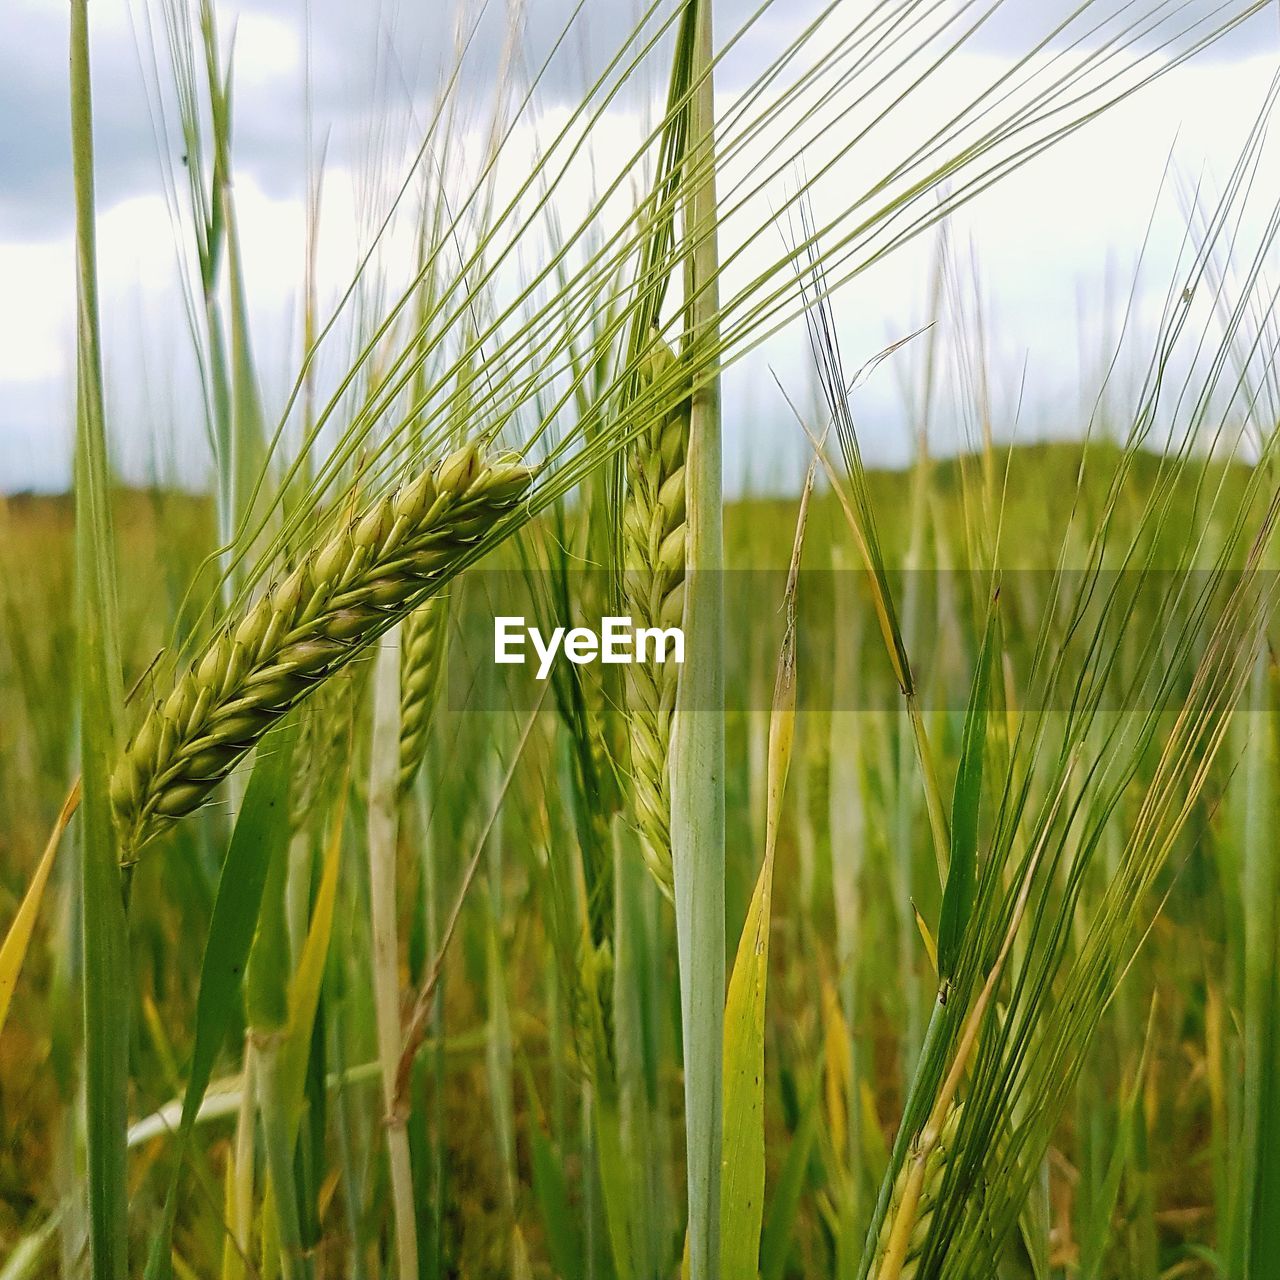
[
  {"xmin": 722, "ymin": 850, "xmax": 774, "ymax": 1280},
  {"xmin": 721, "ymin": 466, "xmax": 809, "ymax": 1279},
  {"xmin": 912, "ymin": 902, "xmax": 939, "ymax": 978},
  {"xmin": 0, "ymin": 782, "xmax": 77, "ymax": 1040},
  {"xmin": 279, "ymin": 795, "xmax": 346, "ymax": 1141}
]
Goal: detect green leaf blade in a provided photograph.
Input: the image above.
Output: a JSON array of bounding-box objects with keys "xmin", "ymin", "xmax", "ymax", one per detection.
[
  {"xmin": 937, "ymin": 592, "xmax": 998, "ymax": 980},
  {"xmin": 144, "ymin": 721, "xmax": 299, "ymax": 1280}
]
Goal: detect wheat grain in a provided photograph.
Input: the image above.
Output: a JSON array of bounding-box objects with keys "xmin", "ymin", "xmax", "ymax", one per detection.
[
  {"xmin": 110, "ymin": 443, "xmax": 534, "ymax": 858},
  {"xmin": 623, "ymin": 337, "xmax": 688, "ymax": 897}
]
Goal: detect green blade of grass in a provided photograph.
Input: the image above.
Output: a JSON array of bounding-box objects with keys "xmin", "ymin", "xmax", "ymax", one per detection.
[
  {"xmin": 70, "ymin": 1, "xmax": 128, "ymax": 1275},
  {"xmin": 144, "ymin": 720, "xmax": 299, "ymax": 1280},
  {"xmin": 1237, "ymin": 650, "xmax": 1280, "ymax": 1280},
  {"xmin": 936, "ymin": 591, "xmax": 998, "ymax": 981}
]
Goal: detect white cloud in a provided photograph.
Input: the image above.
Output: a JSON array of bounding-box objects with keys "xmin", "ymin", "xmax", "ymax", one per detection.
[{"xmin": 0, "ymin": 239, "xmax": 74, "ymax": 385}]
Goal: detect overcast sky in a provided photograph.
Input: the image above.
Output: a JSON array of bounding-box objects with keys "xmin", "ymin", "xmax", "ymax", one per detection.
[{"xmin": 2, "ymin": 0, "xmax": 1278, "ymax": 493}]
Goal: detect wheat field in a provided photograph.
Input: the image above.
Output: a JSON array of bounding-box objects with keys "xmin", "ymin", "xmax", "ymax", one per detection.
[{"xmin": 2, "ymin": 2, "xmax": 1279, "ymax": 1278}]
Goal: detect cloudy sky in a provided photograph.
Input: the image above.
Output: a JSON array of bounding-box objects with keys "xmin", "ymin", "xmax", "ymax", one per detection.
[{"xmin": 1, "ymin": 0, "xmax": 1278, "ymax": 493}]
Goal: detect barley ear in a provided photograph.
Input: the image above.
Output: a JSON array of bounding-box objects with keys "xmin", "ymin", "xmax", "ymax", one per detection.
[
  {"xmin": 110, "ymin": 444, "xmax": 535, "ymax": 859},
  {"xmin": 397, "ymin": 591, "xmax": 450, "ymax": 798},
  {"xmin": 870, "ymin": 1104, "xmax": 964, "ymax": 1280},
  {"xmin": 622, "ymin": 336, "xmax": 688, "ymax": 897}
]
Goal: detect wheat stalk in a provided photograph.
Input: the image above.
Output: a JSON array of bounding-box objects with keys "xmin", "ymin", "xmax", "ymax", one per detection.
[
  {"xmin": 110, "ymin": 443, "xmax": 534, "ymax": 858},
  {"xmin": 623, "ymin": 337, "xmax": 688, "ymax": 897},
  {"xmin": 398, "ymin": 592, "xmax": 450, "ymax": 798}
]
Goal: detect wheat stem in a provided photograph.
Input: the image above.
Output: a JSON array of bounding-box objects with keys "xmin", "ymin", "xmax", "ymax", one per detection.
[{"xmin": 368, "ymin": 630, "xmax": 419, "ymax": 1279}]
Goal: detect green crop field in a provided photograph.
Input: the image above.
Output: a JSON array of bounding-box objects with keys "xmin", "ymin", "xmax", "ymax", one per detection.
[{"xmin": 2, "ymin": 2, "xmax": 1279, "ymax": 1278}]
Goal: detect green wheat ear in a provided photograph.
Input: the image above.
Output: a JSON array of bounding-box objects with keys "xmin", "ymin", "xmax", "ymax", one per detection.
[
  {"xmin": 397, "ymin": 591, "xmax": 450, "ymax": 798},
  {"xmin": 870, "ymin": 1104, "xmax": 965, "ymax": 1280},
  {"xmin": 110, "ymin": 443, "xmax": 535, "ymax": 859},
  {"xmin": 623, "ymin": 335, "xmax": 689, "ymax": 898}
]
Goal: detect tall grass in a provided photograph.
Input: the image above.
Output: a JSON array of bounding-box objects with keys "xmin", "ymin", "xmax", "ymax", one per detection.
[
  {"xmin": 3, "ymin": 2, "xmax": 1280, "ymax": 1279},
  {"xmin": 69, "ymin": 4, "xmax": 128, "ymax": 1275}
]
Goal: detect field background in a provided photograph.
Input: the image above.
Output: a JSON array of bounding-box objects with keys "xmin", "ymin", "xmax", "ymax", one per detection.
[{"xmin": 1, "ymin": 438, "xmax": 1265, "ymax": 1277}]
